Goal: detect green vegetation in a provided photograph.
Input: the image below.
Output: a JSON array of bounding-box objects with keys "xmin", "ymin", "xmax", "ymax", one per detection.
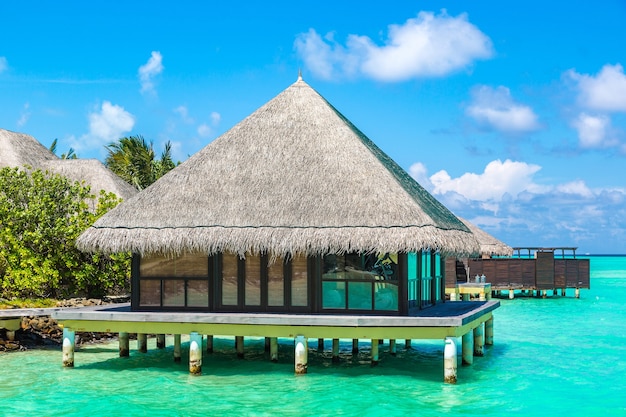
[
  {"xmin": 0, "ymin": 167, "xmax": 131, "ymax": 300},
  {"xmin": 105, "ymin": 135, "xmax": 176, "ymax": 190},
  {"xmin": 0, "ymin": 297, "xmax": 59, "ymax": 309}
]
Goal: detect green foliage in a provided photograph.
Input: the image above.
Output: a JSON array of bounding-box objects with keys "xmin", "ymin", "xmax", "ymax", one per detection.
[
  {"xmin": 0, "ymin": 167, "xmax": 130, "ymax": 299},
  {"xmin": 49, "ymin": 138, "xmax": 78, "ymax": 159},
  {"xmin": 105, "ymin": 135, "xmax": 177, "ymax": 190}
]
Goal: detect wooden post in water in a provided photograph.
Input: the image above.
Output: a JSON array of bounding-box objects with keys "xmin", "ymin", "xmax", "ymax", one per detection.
[
  {"xmin": 561, "ymin": 288, "xmax": 566, "ymax": 296},
  {"xmin": 236, "ymin": 336, "xmax": 244, "ymax": 359},
  {"xmin": 332, "ymin": 338, "xmax": 340, "ymax": 363},
  {"xmin": 137, "ymin": 333, "xmax": 147, "ymax": 353},
  {"xmin": 119, "ymin": 332, "xmax": 129, "ymax": 357},
  {"xmin": 189, "ymin": 332, "xmax": 202, "ymax": 375},
  {"xmin": 174, "ymin": 334, "xmax": 181, "ymax": 362},
  {"xmin": 265, "ymin": 337, "xmax": 271, "ymax": 353},
  {"xmin": 485, "ymin": 317, "xmax": 494, "ymax": 346},
  {"xmin": 371, "ymin": 339, "xmax": 379, "ymax": 366},
  {"xmin": 317, "ymin": 338, "xmax": 324, "ymax": 352},
  {"xmin": 206, "ymin": 335, "xmax": 214, "ymax": 353},
  {"xmin": 62, "ymin": 328, "xmax": 75, "ymax": 368},
  {"xmin": 156, "ymin": 334, "xmax": 166, "ymax": 349},
  {"xmin": 405, "ymin": 339, "xmax": 411, "ymax": 349},
  {"xmin": 389, "ymin": 339, "xmax": 397, "ymax": 356},
  {"xmin": 575, "ymin": 288, "xmax": 580, "ymax": 298},
  {"xmin": 295, "ymin": 336, "xmax": 308, "ymax": 374},
  {"xmin": 474, "ymin": 324, "xmax": 485, "ymax": 357},
  {"xmin": 443, "ymin": 337, "xmax": 457, "ymax": 384},
  {"xmin": 462, "ymin": 331, "xmax": 473, "ymax": 365},
  {"xmin": 270, "ymin": 337, "xmax": 279, "ymax": 362},
  {"xmin": 352, "ymin": 339, "xmax": 359, "ymax": 354},
  {"xmin": 509, "ymin": 289, "xmax": 515, "ymax": 299}
]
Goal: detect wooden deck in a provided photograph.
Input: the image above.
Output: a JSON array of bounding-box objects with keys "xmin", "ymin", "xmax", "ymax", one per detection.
[{"xmin": 53, "ymin": 301, "xmax": 499, "ymax": 340}]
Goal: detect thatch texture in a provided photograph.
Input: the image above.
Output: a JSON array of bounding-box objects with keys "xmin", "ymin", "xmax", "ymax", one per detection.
[
  {"xmin": 77, "ymin": 77, "xmax": 479, "ymax": 257},
  {"xmin": 459, "ymin": 217, "xmax": 513, "ymax": 257},
  {"xmin": 0, "ymin": 128, "xmax": 136, "ymax": 200}
]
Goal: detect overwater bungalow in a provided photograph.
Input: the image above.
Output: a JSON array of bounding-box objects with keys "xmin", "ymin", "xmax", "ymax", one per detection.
[{"xmin": 54, "ymin": 75, "xmax": 499, "ymax": 383}]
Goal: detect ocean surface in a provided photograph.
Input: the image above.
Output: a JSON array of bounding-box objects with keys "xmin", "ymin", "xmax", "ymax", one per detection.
[{"xmin": 1, "ymin": 255, "xmax": 625, "ymax": 416}]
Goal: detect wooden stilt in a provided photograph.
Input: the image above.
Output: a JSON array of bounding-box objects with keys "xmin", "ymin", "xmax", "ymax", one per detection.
[
  {"xmin": 462, "ymin": 331, "xmax": 473, "ymax": 365},
  {"xmin": 294, "ymin": 336, "xmax": 308, "ymax": 374},
  {"xmin": 206, "ymin": 335, "xmax": 213, "ymax": 353},
  {"xmin": 561, "ymin": 288, "xmax": 566, "ymax": 296},
  {"xmin": 449, "ymin": 291, "xmax": 457, "ymax": 301},
  {"xmin": 352, "ymin": 339, "xmax": 359, "ymax": 354},
  {"xmin": 270, "ymin": 337, "xmax": 279, "ymax": 362},
  {"xmin": 485, "ymin": 317, "xmax": 494, "ymax": 346},
  {"xmin": 389, "ymin": 339, "xmax": 397, "ymax": 356},
  {"xmin": 317, "ymin": 338, "xmax": 324, "ymax": 352},
  {"xmin": 119, "ymin": 332, "xmax": 129, "ymax": 357},
  {"xmin": 509, "ymin": 289, "xmax": 515, "ymax": 299},
  {"xmin": 62, "ymin": 328, "xmax": 75, "ymax": 368},
  {"xmin": 137, "ymin": 333, "xmax": 147, "ymax": 353},
  {"xmin": 405, "ymin": 339, "xmax": 411, "ymax": 349},
  {"xmin": 265, "ymin": 337, "xmax": 271, "ymax": 353},
  {"xmin": 332, "ymin": 338, "xmax": 340, "ymax": 363},
  {"xmin": 189, "ymin": 332, "xmax": 202, "ymax": 375},
  {"xmin": 174, "ymin": 334, "xmax": 181, "ymax": 362},
  {"xmin": 156, "ymin": 334, "xmax": 166, "ymax": 349},
  {"xmin": 474, "ymin": 324, "xmax": 484, "ymax": 357},
  {"xmin": 236, "ymin": 336, "xmax": 244, "ymax": 358},
  {"xmin": 443, "ymin": 337, "xmax": 457, "ymax": 384},
  {"xmin": 462, "ymin": 293, "xmax": 470, "ymax": 301},
  {"xmin": 575, "ymin": 288, "xmax": 580, "ymax": 298},
  {"xmin": 371, "ymin": 339, "xmax": 379, "ymax": 366}
]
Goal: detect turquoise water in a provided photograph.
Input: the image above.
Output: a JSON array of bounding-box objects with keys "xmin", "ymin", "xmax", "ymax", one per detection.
[{"xmin": 1, "ymin": 256, "xmax": 625, "ymax": 416}]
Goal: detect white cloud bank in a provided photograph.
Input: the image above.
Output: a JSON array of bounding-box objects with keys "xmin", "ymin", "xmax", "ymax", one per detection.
[
  {"xmin": 294, "ymin": 10, "xmax": 493, "ymax": 81},
  {"xmin": 71, "ymin": 101, "xmax": 135, "ymax": 153},
  {"xmin": 466, "ymin": 85, "xmax": 540, "ymax": 133},
  {"xmin": 138, "ymin": 51, "xmax": 164, "ymax": 95}
]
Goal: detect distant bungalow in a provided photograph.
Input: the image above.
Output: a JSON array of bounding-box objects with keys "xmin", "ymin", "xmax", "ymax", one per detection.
[
  {"xmin": 0, "ymin": 128, "xmax": 136, "ymax": 201},
  {"xmin": 54, "ymin": 75, "xmax": 499, "ymax": 383}
]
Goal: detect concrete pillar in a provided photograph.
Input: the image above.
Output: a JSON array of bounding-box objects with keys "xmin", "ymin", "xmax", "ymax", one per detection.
[
  {"xmin": 371, "ymin": 339, "xmax": 379, "ymax": 366},
  {"xmin": 332, "ymin": 339, "xmax": 340, "ymax": 363},
  {"xmin": 137, "ymin": 333, "xmax": 147, "ymax": 353},
  {"xmin": 270, "ymin": 337, "xmax": 279, "ymax": 362},
  {"xmin": 575, "ymin": 288, "xmax": 580, "ymax": 298},
  {"xmin": 443, "ymin": 337, "xmax": 457, "ymax": 384},
  {"xmin": 462, "ymin": 331, "xmax": 473, "ymax": 365},
  {"xmin": 62, "ymin": 328, "xmax": 75, "ymax": 368},
  {"xmin": 449, "ymin": 291, "xmax": 457, "ymax": 301},
  {"xmin": 352, "ymin": 339, "xmax": 359, "ymax": 354},
  {"xmin": 236, "ymin": 336, "xmax": 244, "ymax": 359},
  {"xmin": 474, "ymin": 324, "xmax": 484, "ymax": 357},
  {"xmin": 561, "ymin": 288, "xmax": 566, "ymax": 296},
  {"xmin": 174, "ymin": 334, "xmax": 182, "ymax": 362},
  {"xmin": 509, "ymin": 289, "xmax": 515, "ymax": 299},
  {"xmin": 156, "ymin": 334, "xmax": 166, "ymax": 349},
  {"xmin": 189, "ymin": 332, "xmax": 202, "ymax": 375},
  {"xmin": 462, "ymin": 293, "xmax": 470, "ymax": 301},
  {"xmin": 119, "ymin": 332, "xmax": 129, "ymax": 357},
  {"xmin": 485, "ymin": 317, "xmax": 494, "ymax": 346},
  {"xmin": 479, "ymin": 291, "xmax": 486, "ymax": 301},
  {"xmin": 405, "ymin": 339, "xmax": 411, "ymax": 349},
  {"xmin": 389, "ymin": 339, "xmax": 397, "ymax": 356},
  {"xmin": 294, "ymin": 336, "xmax": 308, "ymax": 374},
  {"xmin": 206, "ymin": 335, "xmax": 214, "ymax": 353}
]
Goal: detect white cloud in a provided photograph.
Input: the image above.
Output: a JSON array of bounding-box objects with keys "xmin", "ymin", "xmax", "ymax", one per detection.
[
  {"xmin": 568, "ymin": 64, "xmax": 626, "ymax": 112},
  {"xmin": 408, "ymin": 162, "xmax": 433, "ymax": 190},
  {"xmin": 210, "ymin": 111, "xmax": 221, "ymax": 125},
  {"xmin": 556, "ymin": 180, "xmax": 594, "ymax": 198},
  {"xmin": 197, "ymin": 124, "xmax": 212, "ymax": 137},
  {"xmin": 295, "ymin": 10, "xmax": 493, "ymax": 81},
  {"xmin": 17, "ymin": 102, "xmax": 31, "ymax": 127},
  {"xmin": 572, "ymin": 113, "xmax": 615, "ymax": 148},
  {"xmin": 138, "ymin": 51, "xmax": 164, "ymax": 95},
  {"xmin": 72, "ymin": 101, "xmax": 135, "ymax": 152},
  {"xmin": 0, "ymin": 57, "xmax": 7, "ymax": 73},
  {"xmin": 174, "ymin": 105, "xmax": 194, "ymax": 124},
  {"xmin": 430, "ymin": 159, "xmax": 543, "ymax": 202},
  {"xmin": 466, "ymin": 85, "xmax": 540, "ymax": 133}
]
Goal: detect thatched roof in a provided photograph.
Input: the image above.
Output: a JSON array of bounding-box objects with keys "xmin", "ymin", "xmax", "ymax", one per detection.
[
  {"xmin": 458, "ymin": 217, "xmax": 513, "ymax": 257},
  {"xmin": 77, "ymin": 76, "xmax": 479, "ymax": 257},
  {"xmin": 0, "ymin": 128, "xmax": 136, "ymax": 201},
  {"xmin": 0, "ymin": 128, "xmax": 57, "ymax": 168},
  {"xmin": 42, "ymin": 159, "xmax": 137, "ymax": 201}
]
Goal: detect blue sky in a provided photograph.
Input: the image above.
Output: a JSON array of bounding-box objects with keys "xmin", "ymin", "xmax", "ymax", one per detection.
[{"xmin": 1, "ymin": 1, "xmax": 625, "ymax": 254}]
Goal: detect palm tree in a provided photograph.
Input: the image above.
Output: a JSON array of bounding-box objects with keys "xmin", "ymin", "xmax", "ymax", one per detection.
[
  {"xmin": 104, "ymin": 135, "xmax": 177, "ymax": 190},
  {"xmin": 49, "ymin": 138, "xmax": 77, "ymax": 159}
]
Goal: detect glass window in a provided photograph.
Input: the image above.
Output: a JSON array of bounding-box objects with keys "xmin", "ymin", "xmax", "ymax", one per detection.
[
  {"xmin": 322, "ymin": 281, "xmax": 345, "ymax": 308},
  {"xmin": 291, "ymin": 254, "xmax": 308, "ymax": 307},
  {"xmin": 187, "ymin": 280, "xmax": 209, "ymax": 307},
  {"xmin": 348, "ymin": 281, "xmax": 372, "ymax": 309},
  {"xmin": 374, "ymin": 284, "xmax": 398, "ymax": 310},
  {"xmin": 245, "ymin": 255, "xmax": 261, "ymax": 306},
  {"xmin": 222, "ymin": 252, "xmax": 238, "ymax": 306},
  {"xmin": 163, "ymin": 280, "xmax": 185, "ymax": 307},
  {"xmin": 140, "ymin": 254, "xmax": 175, "ymax": 277},
  {"xmin": 139, "ymin": 280, "xmax": 161, "ymax": 306},
  {"xmin": 268, "ymin": 258, "xmax": 285, "ymax": 306},
  {"xmin": 176, "ymin": 253, "xmax": 208, "ymax": 277}
]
